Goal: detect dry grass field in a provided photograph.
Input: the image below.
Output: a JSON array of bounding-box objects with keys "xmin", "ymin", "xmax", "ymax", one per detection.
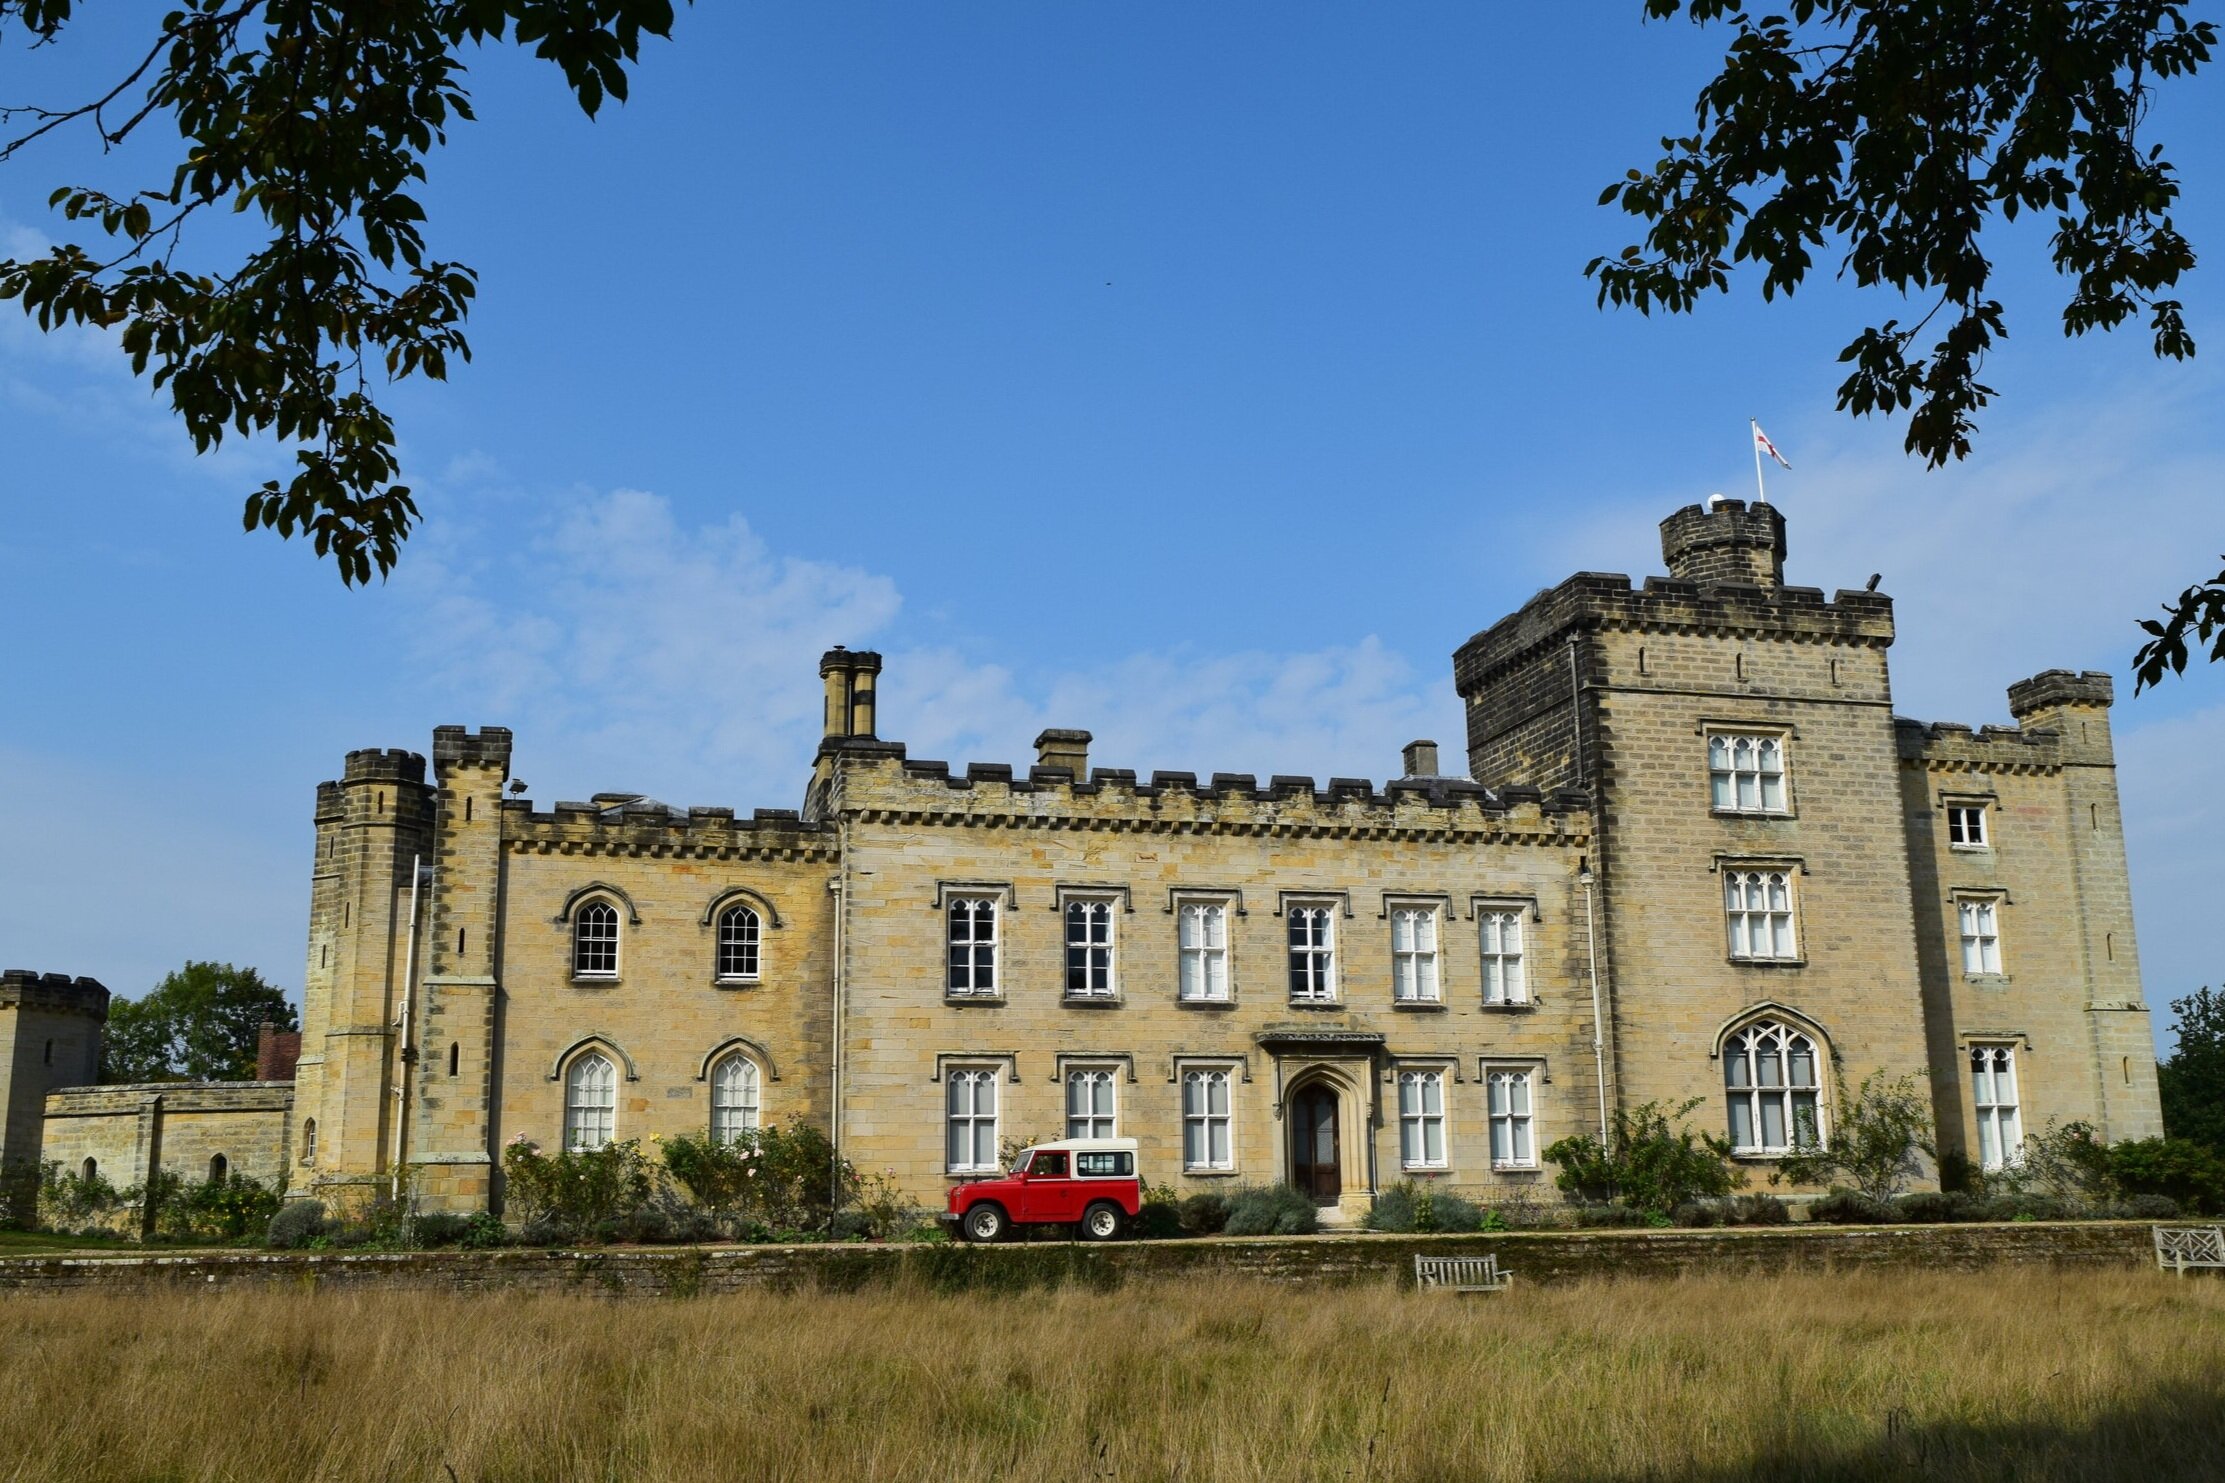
[{"xmin": 1, "ymin": 1268, "xmax": 2220, "ymax": 1482}]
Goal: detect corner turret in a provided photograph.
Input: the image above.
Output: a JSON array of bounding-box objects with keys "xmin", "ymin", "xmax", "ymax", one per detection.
[{"xmin": 1660, "ymin": 498, "xmax": 1786, "ymax": 590}]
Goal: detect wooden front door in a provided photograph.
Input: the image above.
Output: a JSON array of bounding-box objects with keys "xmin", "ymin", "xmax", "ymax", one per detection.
[{"xmin": 1290, "ymin": 1085, "xmax": 1341, "ymax": 1203}]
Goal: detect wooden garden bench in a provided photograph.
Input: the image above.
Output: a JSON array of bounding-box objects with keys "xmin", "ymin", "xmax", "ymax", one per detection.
[
  {"xmin": 1413, "ymin": 1253, "xmax": 1512, "ymax": 1294},
  {"xmin": 2153, "ymin": 1225, "xmax": 2225, "ymax": 1275}
]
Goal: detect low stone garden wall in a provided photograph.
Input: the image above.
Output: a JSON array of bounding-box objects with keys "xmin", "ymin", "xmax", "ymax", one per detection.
[{"xmin": 0, "ymin": 1221, "xmax": 2158, "ymax": 1298}]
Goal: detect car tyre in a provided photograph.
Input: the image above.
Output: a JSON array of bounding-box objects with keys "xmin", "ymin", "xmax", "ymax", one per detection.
[
  {"xmin": 963, "ymin": 1203, "xmax": 1008, "ymax": 1243},
  {"xmin": 1080, "ymin": 1201, "xmax": 1123, "ymax": 1242}
]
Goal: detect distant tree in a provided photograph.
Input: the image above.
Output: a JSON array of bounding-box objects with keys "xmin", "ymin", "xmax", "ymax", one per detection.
[
  {"xmin": 0, "ymin": 1, "xmax": 686, "ymax": 584},
  {"xmin": 2160, "ymin": 985, "xmax": 2225, "ymax": 1154},
  {"xmin": 102, "ymin": 961, "xmax": 297, "ymax": 1083},
  {"xmin": 1595, "ymin": 2, "xmax": 2220, "ymax": 686}
]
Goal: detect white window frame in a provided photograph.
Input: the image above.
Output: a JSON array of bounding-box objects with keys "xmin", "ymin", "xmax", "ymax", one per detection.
[
  {"xmin": 1176, "ymin": 897, "xmax": 1233, "ymax": 1003},
  {"xmin": 1064, "ymin": 897, "xmax": 1118, "ymax": 999},
  {"xmin": 1181, "ymin": 1065, "xmax": 1236, "ymax": 1172},
  {"xmin": 1396, "ymin": 1068, "xmax": 1449, "ymax": 1170},
  {"xmin": 563, "ymin": 1051, "xmax": 617, "ymax": 1151},
  {"xmin": 571, "ymin": 899, "xmax": 621, "ymax": 980},
  {"xmin": 1389, "ymin": 905, "xmax": 1442, "ymax": 1003},
  {"xmin": 1970, "ymin": 1043, "xmax": 2023, "ymax": 1173},
  {"xmin": 1286, "ymin": 901, "xmax": 1339, "ymax": 1003},
  {"xmin": 1724, "ymin": 868, "xmax": 1799, "ymax": 961},
  {"xmin": 1945, "ymin": 802, "xmax": 1990, "ymax": 850},
  {"xmin": 1484, "ymin": 1066, "xmax": 1538, "ymax": 1170},
  {"xmin": 945, "ymin": 895, "xmax": 1001, "ymax": 997},
  {"xmin": 1722, "ymin": 1020, "xmax": 1823, "ymax": 1155},
  {"xmin": 944, "ymin": 1066, "xmax": 1001, "ymax": 1174},
  {"xmin": 1708, "ymin": 730, "xmax": 1791, "ymax": 815},
  {"xmin": 1064, "ymin": 1066, "xmax": 1118, "ymax": 1140},
  {"xmin": 1479, "ymin": 908, "xmax": 1529, "ymax": 1004},
  {"xmin": 714, "ymin": 904, "xmax": 762, "ymax": 983},
  {"xmin": 709, "ymin": 1052, "xmax": 762, "ymax": 1143},
  {"xmin": 1958, "ymin": 896, "xmax": 2004, "ymax": 976}
]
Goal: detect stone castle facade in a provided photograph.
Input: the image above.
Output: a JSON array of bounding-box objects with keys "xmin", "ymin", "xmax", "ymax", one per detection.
[{"xmin": 8, "ymin": 499, "xmax": 2164, "ymax": 1217}]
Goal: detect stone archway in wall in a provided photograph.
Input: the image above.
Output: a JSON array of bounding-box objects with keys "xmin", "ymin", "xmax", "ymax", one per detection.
[{"xmin": 1277, "ymin": 1062, "xmax": 1373, "ymax": 1212}]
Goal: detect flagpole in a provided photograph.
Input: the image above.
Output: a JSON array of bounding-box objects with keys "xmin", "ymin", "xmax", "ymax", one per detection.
[{"xmin": 1750, "ymin": 419, "xmax": 1768, "ymax": 505}]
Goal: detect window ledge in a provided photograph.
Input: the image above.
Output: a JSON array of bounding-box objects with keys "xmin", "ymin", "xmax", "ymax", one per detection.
[
  {"xmin": 1964, "ymin": 973, "xmax": 2013, "ymax": 985},
  {"xmin": 1176, "ymin": 998, "xmax": 1236, "ymax": 1010},
  {"xmin": 1479, "ymin": 1000, "xmax": 1538, "ymax": 1012},
  {"xmin": 1948, "ymin": 844, "xmax": 1993, "ymax": 854},
  {"xmin": 1401, "ymin": 1165, "xmax": 1452, "ymax": 1176},
  {"xmin": 713, "ymin": 977, "xmax": 762, "ymax": 990},
  {"xmin": 1180, "ymin": 1168, "xmax": 1241, "ymax": 1179},
  {"xmin": 570, "ymin": 975, "xmax": 622, "ymax": 987},
  {"xmin": 943, "ymin": 994, "xmax": 1006, "ymax": 1007},
  {"xmin": 1285, "ymin": 999, "xmax": 1344, "ymax": 1011},
  {"xmin": 1711, "ymin": 808, "xmax": 1796, "ymax": 821},
  {"xmin": 1728, "ymin": 957, "xmax": 1807, "ymax": 969},
  {"xmin": 1391, "ymin": 1000, "xmax": 1447, "ymax": 1012},
  {"xmin": 1490, "ymin": 1163, "xmax": 1542, "ymax": 1175},
  {"xmin": 1062, "ymin": 995, "xmax": 1123, "ymax": 1008},
  {"xmin": 1729, "ymin": 1151, "xmax": 1797, "ymax": 1164}
]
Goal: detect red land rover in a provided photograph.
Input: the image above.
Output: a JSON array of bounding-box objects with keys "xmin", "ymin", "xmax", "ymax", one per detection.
[{"xmin": 940, "ymin": 1137, "xmax": 1141, "ymax": 1242}]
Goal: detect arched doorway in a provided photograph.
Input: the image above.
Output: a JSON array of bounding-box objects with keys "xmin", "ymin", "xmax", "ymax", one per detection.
[{"xmin": 1289, "ymin": 1084, "xmax": 1341, "ymax": 1203}]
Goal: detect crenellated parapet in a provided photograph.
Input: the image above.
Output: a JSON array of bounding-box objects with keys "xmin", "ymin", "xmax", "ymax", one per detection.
[
  {"xmin": 0, "ymin": 970, "xmax": 108, "ymax": 1021},
  {"xmin": 1897, "ymin": 669, "xmax": 2119, "ymax": 775},
  {"xmin": 499, "ymin": 797, "xmax": 838, "ymax": 860},
  {"xmin": 431, "ymin": 725, "xmax": 514, "ymax": 772},
  {"xmin": 827, "ymin": 746, "xmax": 1590, "ymax": 846},
  {"xmin": 341, "ymin": 747, "xmax": 426, "ymax": 786}
]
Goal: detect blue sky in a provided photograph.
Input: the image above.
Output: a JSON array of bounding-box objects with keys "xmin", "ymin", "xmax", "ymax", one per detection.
[{"xmin": 3, "ymin": 4, "xmax": 2221, "ymax": 1052}]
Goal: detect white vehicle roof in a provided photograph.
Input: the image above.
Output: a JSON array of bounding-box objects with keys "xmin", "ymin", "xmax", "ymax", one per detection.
[{"xmin": 1021, "ymin": 1137, "xmax": 1138, "ymax": 1155}]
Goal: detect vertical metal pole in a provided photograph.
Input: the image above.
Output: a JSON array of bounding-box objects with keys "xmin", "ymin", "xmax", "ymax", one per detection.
[
  {"xmin": 1582, "ymin": 866, "xmax": 1609, "ymax": 1146},
  {"xmin": 1751, "ymin": 419, "xmax": 1768, "ymax": 504}
]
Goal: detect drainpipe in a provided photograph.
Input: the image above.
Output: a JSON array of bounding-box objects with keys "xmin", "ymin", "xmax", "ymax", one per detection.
[
  {"xmin": 392, "ymin": 855, "xmax": 425, "ymax": 1200},
  {"xmin": 1580, "ymin": 860, "xmax": 1609, "ymax": 1146},
  {"xmin": 828, "ymin": 814, "xmax": 850, "ymax": 1236}
]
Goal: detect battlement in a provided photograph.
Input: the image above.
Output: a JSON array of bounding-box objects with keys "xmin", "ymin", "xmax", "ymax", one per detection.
[
  {"xmin": 431, "ymin": 725, "xmax": 514, "ymax": 771},
  {"xmin": 1660, "ymin": 498, "xmax": 1786, "ymax": 589},
  {"xmin": 0, "ymin": 971, "xmax": 108, "ymax": 1020},
  {"xmin": 1454, "ymin": 569, "xmax": 1894, "ymax": 695},
  {"xmin": 2008, "ymin": 669, "xmax": 2114, "ymax": 720},
  {"xmin": 1895, "ymin": 716, "xmax": 2071, "ymax": 773},
  {"xmin": 499, "ymin": 796, "xmax": 834, "ymax": 858},
  {"xmin": 827, "ymin": 746, "xmax": 1589, "ymax": 842},
  {"xmin": 342, "ymin": 748, "xmax": 427, "ymax": 785}
]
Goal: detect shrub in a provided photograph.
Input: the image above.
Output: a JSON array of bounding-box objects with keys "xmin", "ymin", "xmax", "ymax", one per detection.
[
  {"xmin": 659, "ymin": 1126, "xmax": 859, "ymax": 1235},
  {"xmin": 37, "ymin": 1160, "xmax": 128, "ymax": 1233},
  {"xmin": 1223, "ymin": 1185, "xmax": 1318, "ymax": 1237},
  {"xmin": 1544, "ymin": 1099, "xmax": 1740, "ymax": 1214},
  {"xmin": 1807, "ymin": 1190, "xmax": 1892, "ymax": 1224},
  {"xmin": 265, "ymin": 1199, "xmax": 327, "ymax": 1250},
  {"xmin": 1573, "ymin": 1203, "xmax": 1650, "ymax": 1228},
  {"xmin": 152, "ymin": 1172, "xmax": 281, "ymax": 1243},
  {"xmin": 501, "ymin": 1137, "xmax": 653, "ymax": 1244},
  {"xmin": 1723, "ymin": 1194, "xmax": 1791, "ymax": 1226},
  {"xmin": 1891, "ymin": 1191, "xmax": 1958, "ymax": 1223},
  {"xmin": 1365, "ymin": 1182, "xmax": 1420, "ymax": 1233},
  {"xmin": 1774, "ymin": 1071, "xmax": 1935, "ymax": 1202},
  {"xmin": 1131, "ymin": 1198, "xmax": 1183, "ymax": 1240},
  {"xmin": 408, "ymin": 1212, "xmax": 476, "ymax": 1248},
  {"xmin": 1420, "ymin": 1189, "xmax": 1485, "ymax": 1233},
  {"xmin": 1178, "ymin": 1191, "xmax": 1231, "ymax": 1235},
  {"xmin": 2106, "ymin": 1137, "xmax": 2225, "ymax": 1215},
  {"xmin": 1670, "ymin": 1200, "xmax": 1721, "ymax": 1227},
  {"xmin": 458, "ymin": 1211, "xmax": 510, "ymax": 1249},
  {"xmin": 2017, "ymin": 1120, "xmax": 2116, "ymax": 1205}
]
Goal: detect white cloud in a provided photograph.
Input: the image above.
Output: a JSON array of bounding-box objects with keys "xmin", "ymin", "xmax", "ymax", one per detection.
[{"xmin": 393, "ymin": 484, "xmax": 1466, "ymax": 809}]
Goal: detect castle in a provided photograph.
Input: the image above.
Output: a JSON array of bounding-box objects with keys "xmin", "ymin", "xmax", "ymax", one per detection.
[{"xmin": 5, "ymin": 498, "xmax": 2164, "ymax": 1219}]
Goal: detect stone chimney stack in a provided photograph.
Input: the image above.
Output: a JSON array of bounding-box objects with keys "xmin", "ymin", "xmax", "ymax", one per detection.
[
  {"xmin": 1660, "ymin": 498, "xmax": 1786, "ymax": 589},
  {"xmin": 1034, "ymin": 729, "xmax": 1091, "ymax": 778},
  {"xmin": 818, "ymin": 648, "xmax": 884, "ymax": 742},
  {"xmin": 1402, "ymin": 739, "xmax": 1440, "ymax": 777}
]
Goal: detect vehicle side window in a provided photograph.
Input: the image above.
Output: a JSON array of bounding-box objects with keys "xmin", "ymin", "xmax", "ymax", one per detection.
[
  {"xmin": 1031, "ymin": 1152, "xmax": 1068, "ymax": 1178},
  {"xmin": 1075, "ymin": 1151, "xmax": 1131, "ymax": 1177}
]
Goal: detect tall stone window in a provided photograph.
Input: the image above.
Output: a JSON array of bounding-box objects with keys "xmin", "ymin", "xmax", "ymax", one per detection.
[
  {"xmin": 945, "ymin": 1067, "xmax": 1000, "ymax": 1172},
  {"xmin": 1722, "ymin": 1020, "xmax": 1821, "ymax": 1155},
  {"xmin": 1178, "ymin": 902, "xmax": 1230, "ymax": 1002},
  {"xmin": 1397, "ymin": 1070, "xmax": 1448, "ymax": 1170},
  {"xmin": 1724, "ymin": 870, "xmax": 1798, "ymax": 960},
  {"xmin": 710, "ymin": 1054, "xmax": 761, "ymax": 1143},
  {"xmin": 564, "ymin": 1051, "xmax": 617, "ymax": 1150},
  {"xmin": 1287, "ymin": 905, "xmax": 1337, "ymax": 1002},
  {"xmin": 1182, "ymin": 1068, "xmax": 1234, "ymax": 1170},
  {"xmin": 1391, "ymin": 907, "xmax": 1440, "ymax": 1003},
  {"xmin": 1480, "ymin": 910, "xmax": 1528, "ymax": 1003},
  {"xmin": 1065, "ymin": 1068, "xmax": 1117, "ymax": 1139},
  {"xmin": 572, "ymin": 900, "xmax": 620, "ymax": 979},
  {"xmin": 1065, "ymin": 900, "xmax": 1115, "ymax": 998},
  {"xmin": 1958, "ymin": 898, "xmax": 2003, "ymax": 975},
  {"xmin": 1708, "ymin": 732, "xmax": 1789, "ymax": 813},
  {"xmin": 300, "ymin": 1118, "xmax": 317, "ymax": 1165},
  {"xmin": 1971, "ymin": 1045, "xmax": 2023, "ymax": 1172},
  {"xmin": 1487, "ymin": 1068, "xmax": 1536, "ymax": 1168},
  {"xmin": 715, "ymin": 905, "xmax": 762, "ymax": 982},
  {"xmin": 946, "ymin": 897, "xmax": 999, "ymax": 996}
]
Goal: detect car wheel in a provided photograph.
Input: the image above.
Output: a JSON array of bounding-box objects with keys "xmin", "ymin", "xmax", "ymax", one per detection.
[
  {"xmin": 963, "ymin": 1203, "xmax": 1007, "ymax": 1243},
  {"xmin": 1080, "ymin": 1201, "xmax": 1123, "ymax": 1242}
]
